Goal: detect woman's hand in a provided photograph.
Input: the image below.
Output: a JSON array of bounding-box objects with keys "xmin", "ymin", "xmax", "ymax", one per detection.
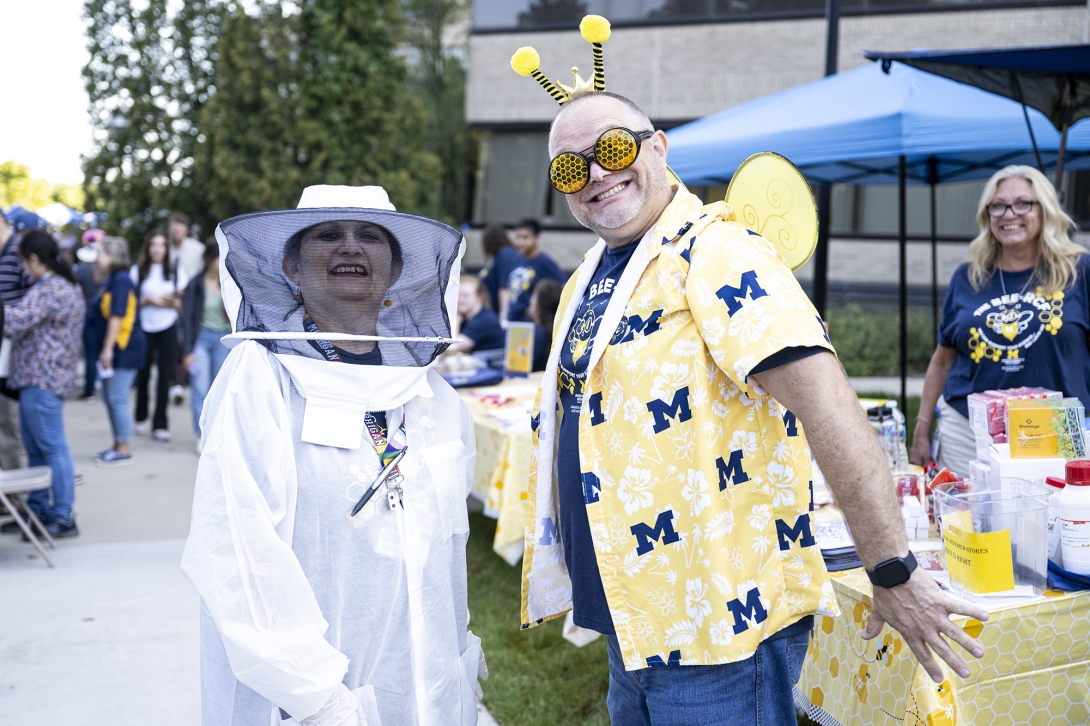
[
  {"xmin": 98, "ymin": 348, "xmax": 114, "ymax": 370},
  {"xmin": 909, "ymin": 419, "xmax": 932, "ymax": 465},
  {"xmin": 183, "ymin": 353, "xmax": 196, "ymax": 372}
]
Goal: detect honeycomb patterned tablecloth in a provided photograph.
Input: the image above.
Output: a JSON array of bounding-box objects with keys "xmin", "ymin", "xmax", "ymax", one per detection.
[
  {"xmin": 798, "ymin": 569, "xmax": 1090, "ymax": 725},
  {"xmin": 459, "ymin": 375, "xmax": 541, "ymax": 566}
]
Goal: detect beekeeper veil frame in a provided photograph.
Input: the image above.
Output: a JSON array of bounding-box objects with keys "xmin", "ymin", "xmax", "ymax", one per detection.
[{"xmin": 216, "ymin": 186, "xmax": 464, "ymax": 368}]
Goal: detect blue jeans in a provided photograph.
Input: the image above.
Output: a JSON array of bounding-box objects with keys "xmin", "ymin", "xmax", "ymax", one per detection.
[
  {"xmin": 82, "ymin": 318, "xmax": 101, "ymax": 398},
  {"xmin": 606, "ymin": 623, "xmax": 811, "ymax": 726},
  {"xmin": 20, "ymin": 387, "xmax": 76, "ymax": 526},
  {"xmin": 101, "ymin": 368, "xmax": 138, "ymax": 443},
  {"xmin": 191, "ymin": 328, "xmax": 230, "ymax": 435}
]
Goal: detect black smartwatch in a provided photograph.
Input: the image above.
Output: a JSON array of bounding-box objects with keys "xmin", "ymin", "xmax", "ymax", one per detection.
[{"xmin": 866, "ymin": 551, "xmax": 918, "ymax": 589}]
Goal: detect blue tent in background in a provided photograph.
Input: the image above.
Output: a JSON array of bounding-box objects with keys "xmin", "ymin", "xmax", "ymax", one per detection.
[
  {"xmin": 665, "ymin": 61, "xmax": 1089, "ymax": 186},
  {"xmin": 664, "ymin": 60, "xmax": 1090, "ymax": 410}
]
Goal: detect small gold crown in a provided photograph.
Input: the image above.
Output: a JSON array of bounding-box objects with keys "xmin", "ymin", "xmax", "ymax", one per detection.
[{"xmin": 510, "ymin": 15, "xmax": 611, "ymax": 105}]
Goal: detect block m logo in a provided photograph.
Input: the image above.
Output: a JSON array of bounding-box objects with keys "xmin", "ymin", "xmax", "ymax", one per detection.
[
  {"xmin": 538, "ymin": 517, "xmax": 559, "ymax": 546},
  {"xmin": 646, "ymin": 386, "xmax": 692, "ymax": 434},
  {"xmin": 630, "ymin": 509, "xmax": 680, "ymax": 556},
  {"xmin": 716, "ymin": 270, "xmax": 768, "ymax": 316},
  {"xmin": 775, "ymin": 514, "xmax": 816, "ymax": 551},
  {"xmin": 726, "ymin": 586, "xmax": 768, "ymax": 634},
  {"xmin": 581, "ymin": 472, "xmax": 601, "ymax": 504},
  {"xmin": 715, "ymin": 449, "xmax": 750, "ymax": 490},
  {"xmin": 782, "ymin": 409, "xmax": 798, "ymax": 437}
]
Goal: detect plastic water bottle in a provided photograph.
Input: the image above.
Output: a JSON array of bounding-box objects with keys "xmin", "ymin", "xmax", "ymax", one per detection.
[{"xmin": 1059, "ymin": 460, "xmax": 1090, "ymax": 576}]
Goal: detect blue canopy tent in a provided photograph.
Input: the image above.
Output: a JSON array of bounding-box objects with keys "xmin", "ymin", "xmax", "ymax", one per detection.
[
  {"xmin": 863, "ymin": 44, "xmax": 1090, "ymax": 184},
  {"xmin": 665, "ymin": 61, "xmax": 1090, "ymax": 409}
]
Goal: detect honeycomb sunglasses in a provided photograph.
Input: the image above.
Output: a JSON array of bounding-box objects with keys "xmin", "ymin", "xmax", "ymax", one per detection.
[{"xmin": 549, "ymin": 127, "xmax": 656, "ymax": 195}]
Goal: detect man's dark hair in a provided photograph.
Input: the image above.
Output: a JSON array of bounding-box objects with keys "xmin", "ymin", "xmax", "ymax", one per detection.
[
  {"xmin": 169, "ymin": 212, "xmax": 192, "ymax": 229},
  {"xmin": 18, "ymin": 229, "xmax": 77, "ymax": 284},
  {"xmin": 516, "ymin": 218, "xmax": 541, "ymax": 237},
  {"xmin": 283, "ymin": 221, "xmax": 403, "ymax": 268},
  {"xmin": 482, "ymin": 224, "xmax": 513, "ymax": 258}
]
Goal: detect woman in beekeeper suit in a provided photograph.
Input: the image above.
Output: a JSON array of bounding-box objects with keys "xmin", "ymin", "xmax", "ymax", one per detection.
[{"xmin": 181, "ymin": 185, "xmax": 486, "ymax": 726}]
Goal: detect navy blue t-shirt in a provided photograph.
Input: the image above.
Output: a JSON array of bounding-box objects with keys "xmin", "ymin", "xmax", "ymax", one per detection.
[
  {"xmin": 479, "ymin": 246, "xmax": 526, "ymax": 313},
  {"xmin": 940, "ymin": 257, "xmax": 1090, "ymax": 417},
  {"xmin": 556, "ymin": 240, "xmax": 638, "ymax": 634},
  {"xmin": 508, "ymin": 252, "xmax": 566, "ymax": 323},
  {"xmin": 461, "ymin": 308, "xmax": 505, "ymax": 351}
]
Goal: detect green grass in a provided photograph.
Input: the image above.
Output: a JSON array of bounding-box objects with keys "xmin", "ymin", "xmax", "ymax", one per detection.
[{"xmin": 467, "ymin": 512, "xmax": 610, "ymax": 726}]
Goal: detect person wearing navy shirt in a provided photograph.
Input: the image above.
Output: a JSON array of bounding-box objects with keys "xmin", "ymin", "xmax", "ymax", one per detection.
[
  {"xmin": 451, "ymin": 275, "xmax": 505, "ymax": 353},
  {"xmin": 911, "ymin": 166, "xmax": 1090, "ymax": 475},
  {"xmin": 478, "ymin": 225, "xmax": 526, "ymax": 320},
  {"xmin": 507, "ymin": 218, "xmax": 566, "ymax": 322}
]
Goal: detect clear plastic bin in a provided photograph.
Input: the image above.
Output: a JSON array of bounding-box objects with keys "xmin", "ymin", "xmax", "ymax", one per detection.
[{"xmin": 933, "ymin": 478, "xmax": 1049, "ymax": 596}]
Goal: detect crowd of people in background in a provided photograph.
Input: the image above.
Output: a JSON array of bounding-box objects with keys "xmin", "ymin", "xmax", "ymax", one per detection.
[
  {"xmin": 0, "ymin": 209, "xmax": 232, "ymax": 540},
  {"xmin": 464, "ymin": 218, "xmax": 567, "ymax": 371}
]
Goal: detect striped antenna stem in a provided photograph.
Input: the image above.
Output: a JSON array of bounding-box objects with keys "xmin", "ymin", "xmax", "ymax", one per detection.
[
  {"xmin": 531, "ymin": 70, "xmax": 568, "ymax": 104},
  {"xmin": 592, "ymin": 43, "xmax": 605, "ymax": 91}
]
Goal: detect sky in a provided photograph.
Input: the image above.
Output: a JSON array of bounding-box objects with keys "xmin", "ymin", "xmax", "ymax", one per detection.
[{"xmin": 0, "ymin": 0, "xmax": 93, "ymax": 185}]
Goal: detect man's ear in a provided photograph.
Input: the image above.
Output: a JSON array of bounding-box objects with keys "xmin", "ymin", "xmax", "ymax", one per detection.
[
  {"xmin": 652, "ymin": 129, "xmax": 669, "ymax": 161},
  {"xmin": 282, "ymin": 256, "xmax": 300, "ymax": 285}
]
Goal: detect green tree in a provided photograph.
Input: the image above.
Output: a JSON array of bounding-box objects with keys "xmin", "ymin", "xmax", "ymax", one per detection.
[
  {"xmin": 82, "ymin": 0, "xmax": 220, "ymax": 243},
  {"xmin": 201, "ymin": 0, "xmax": 441, "ymax": 221},
  {"xmin": 403, "ymin": 0, "xmax": 468, "ymax": 224}
]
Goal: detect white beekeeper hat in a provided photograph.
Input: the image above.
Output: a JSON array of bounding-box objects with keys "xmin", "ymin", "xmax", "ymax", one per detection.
[{"xmin": 215, "ymin": 185, "xmax": 465, "ymax": 368}]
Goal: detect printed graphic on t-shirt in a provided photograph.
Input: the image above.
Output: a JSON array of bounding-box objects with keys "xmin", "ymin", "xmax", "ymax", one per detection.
[
  {"xmin": 968, "ymin": 287, "xmax": 1064, "ymax": 372},
  {"xmin": 558, "ymin": 276, "xmax": 617, "ymax": 412}
]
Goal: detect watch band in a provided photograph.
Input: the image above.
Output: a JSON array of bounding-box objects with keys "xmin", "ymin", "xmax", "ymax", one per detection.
[{"xmin": 865, "ymin": 551, "xmax": 918, "ymax": 589}]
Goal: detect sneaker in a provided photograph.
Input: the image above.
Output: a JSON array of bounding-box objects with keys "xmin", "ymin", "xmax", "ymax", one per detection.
[
  {"xmin": 170, "ymin": 385, "xmax": 186, "ymax": 405},
  {"xmin": 94, "ymin": 449, "xmax": 133, "ymax": 467},
  {"xmin": 1, "ymin": 520, "xmax": 23, "ymax": 535},
  {"xmin": 23, "ymin": 519, "xmax": 78, "ymax": 541},
  {"xmin": 134, "ymin": 421, "xmax": 151, "ymax": 436},
  {"xmin": 153, "ymin": 428, "xmax": 171, "ymax": 442}
]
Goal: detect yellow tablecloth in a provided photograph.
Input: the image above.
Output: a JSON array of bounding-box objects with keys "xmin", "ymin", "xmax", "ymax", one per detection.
[
  {"xmin": 799, "ymin": 568, "xmax": 1090, "ymax": 725},
  {"xmin": 459, "ymin": 374, "xmax": 541, "ymax": 566}
]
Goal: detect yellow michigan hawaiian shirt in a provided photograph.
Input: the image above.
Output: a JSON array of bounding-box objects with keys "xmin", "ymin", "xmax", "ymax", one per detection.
[{"xmin": 522, "ymin": 188, "xmax": 841, "ymax": 670}]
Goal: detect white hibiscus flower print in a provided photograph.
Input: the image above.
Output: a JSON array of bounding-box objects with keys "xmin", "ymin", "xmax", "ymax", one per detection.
[
  {"xmin": 681, "ymin": 469, "xmax": 712, "ymax": 517},
  {"xmin": 733, "ymin": 355, "xmax": 758, "ymax": 384},
  {"xmin": 700, "ymin": 316, "xmax": 726, "ymax": 346},
  {"xmin": 729, "ymin": 430, "xmax": 757, "ymax": 456},
  {"xmin": 618, "ymin": 466, "xmax": 654, "ymax": 515},
  {"xmin": 709, "ymin": 619, "xmax": 734, "ymax": 646},
  {"xmin": 650, "ymin": 362, "xmax": 691, "ymax": 401},
  {"xmin": 766, "ymin": 461, "xmax": 797, "ymax": 507},
  {"xmin": 648, "ymin": 587, "xmax": 676, "ymax": 616},
  {"xmin": 685, "ymin": 578, "xmax": 712, "ymax": 627},
  {"xmin": 727, "ymin": 300, "xmax": 773, "ymax": 344},
  {"xmin": 623, "ymin": 396, "xmax": 644, "ymax": 423},
  {"xmin": 747, "ymin": 504, "xmax": 772, "ymax": 531}
]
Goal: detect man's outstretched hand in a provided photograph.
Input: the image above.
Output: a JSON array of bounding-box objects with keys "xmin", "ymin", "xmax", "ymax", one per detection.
[{"xmin": 863, "ymin": 568, "xmax": 989, "ymax": 683}]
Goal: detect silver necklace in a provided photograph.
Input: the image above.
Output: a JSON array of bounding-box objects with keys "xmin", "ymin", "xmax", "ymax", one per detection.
[{"xmin": 999, "ymin": 267, "xmax": 1033, "ymax": 297}]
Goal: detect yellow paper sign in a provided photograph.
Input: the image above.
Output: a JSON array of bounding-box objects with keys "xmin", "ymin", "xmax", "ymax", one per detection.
[
  {"xmin": 504, "ymin": 322, "xmax": 535, "ymax": 377},
  {"xmin": 942, "ymin": 510, "xmax": 1014, "ymax": 593}
]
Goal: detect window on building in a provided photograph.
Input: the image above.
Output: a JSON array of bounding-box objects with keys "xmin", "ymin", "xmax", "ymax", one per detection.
[
  {"xmin": 470, "ymin": 130, "xmax": 583, "ymax": 228},
  {"xmin": 472, "ymin": 0, "xmax": 1079, "ymax": 31}
]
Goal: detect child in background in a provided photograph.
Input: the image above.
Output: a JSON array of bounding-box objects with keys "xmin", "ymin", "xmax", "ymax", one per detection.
[
  {"xmin": 451, "ymin": 275, "xmax": 505, "ymax": 353},
  {"xmin": 528, "ymin": 279, "xmax": 562, "ymax": 372}
]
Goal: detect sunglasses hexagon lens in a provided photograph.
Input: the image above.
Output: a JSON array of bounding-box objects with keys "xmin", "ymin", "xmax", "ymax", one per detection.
[
  {"xmin": 596, "ymin": 129, "xmax": 638, "ymax": 170},
  {"xmin": 550, "ymin": 153, "xmax": 589, "ymax": 194}
]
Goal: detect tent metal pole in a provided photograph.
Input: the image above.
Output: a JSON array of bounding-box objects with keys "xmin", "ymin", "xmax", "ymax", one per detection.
[
  {"xmin": 814, "ymin": 184, "xmax": 831, "ymax": 316},
  {"xmin": 930, "ymin": 185, "xmax": 938, "ymax": 343},
  {"xmin": 1056, "ymin": 122, "xmax": 1070, "ymax": 193},
  {"xmin": 1011, "ymin": 73, "xmax": 1045, "ymax": 174},
  {"xmin": 824, "ymin": 0, "xmax": 840, "ymax": 76},
  {"xmin": 899, "ymin": 155, "xmax": 908, "ymax": 415}
]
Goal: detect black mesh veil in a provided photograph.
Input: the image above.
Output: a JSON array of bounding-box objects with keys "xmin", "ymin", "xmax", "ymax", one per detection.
[{"xmin": 216, "ymin": 207, "xmax": 464, "ymax": 367}]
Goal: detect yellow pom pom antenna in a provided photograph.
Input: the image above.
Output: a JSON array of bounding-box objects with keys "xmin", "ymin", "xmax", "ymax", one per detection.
[
  {"xmin": 579, "ymin": 15, "xmax": 611, "ymax": 91},
  {"xmin": 510, "ymin": 46, "xmax": 569, "ymax": 104}
]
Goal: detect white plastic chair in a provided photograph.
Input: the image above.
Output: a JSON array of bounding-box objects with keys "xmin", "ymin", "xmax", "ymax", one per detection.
[{"xmin": 0, "ymin": 466, "xmax": 56, "ymax": 567}]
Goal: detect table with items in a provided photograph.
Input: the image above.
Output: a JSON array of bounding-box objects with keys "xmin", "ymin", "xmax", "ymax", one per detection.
[
  {"xmin": 797, "ymin": 564, "xmax": 1090, "ymax": 726},
  {"xmin": 458, "ymin": 373, "xmax": 542, "ymax": 566}
]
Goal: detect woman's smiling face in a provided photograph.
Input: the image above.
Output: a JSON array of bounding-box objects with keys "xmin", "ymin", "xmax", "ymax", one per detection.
[
  {"xmin": 283, "ymin": 220, "xmax": 402, "ymax": 317},
  {"xmin": 990, "ymin": 177, "xmax": 1041, "ymax": 251}
]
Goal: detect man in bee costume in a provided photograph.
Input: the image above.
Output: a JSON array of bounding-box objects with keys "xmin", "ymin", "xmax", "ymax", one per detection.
[{"xmin": 512, "ymin": 17, "xmax": 989, "ymax": 725}]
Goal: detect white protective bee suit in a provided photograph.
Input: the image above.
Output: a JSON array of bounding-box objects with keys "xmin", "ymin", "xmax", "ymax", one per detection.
[{"xmin": 181, "ymin": 186, "xmax": 486, "ymax": 726}]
